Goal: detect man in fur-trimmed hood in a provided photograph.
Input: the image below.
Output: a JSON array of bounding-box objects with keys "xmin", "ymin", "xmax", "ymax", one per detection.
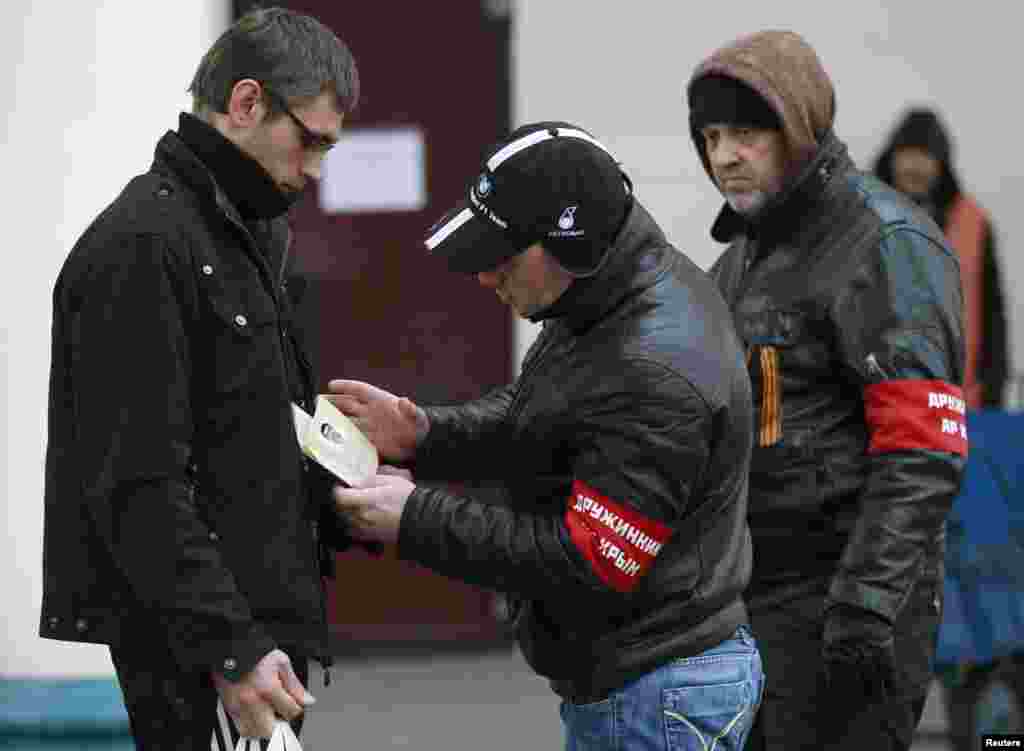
[
  {"xmin": 686, "ymin": 30, "xmax": 966, "ymax": 751},
  {"xmin": 688, "ymin": 30, "xmax": 836, "ymax": 239}
]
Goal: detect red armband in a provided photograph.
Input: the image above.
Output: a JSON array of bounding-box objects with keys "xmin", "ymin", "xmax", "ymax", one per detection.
[
  {"xmin": 864, "ymin": 380, "xmax": 968, "ymax": 456},
  {"xmin": 564, "ymin": 479, "xmax": 674, "ymax": 593}
]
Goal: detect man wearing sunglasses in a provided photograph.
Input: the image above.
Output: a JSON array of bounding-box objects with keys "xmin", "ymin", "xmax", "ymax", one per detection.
[{"xmin": 40, "ymin": 7, "xmax": 358, "ymax": 746}]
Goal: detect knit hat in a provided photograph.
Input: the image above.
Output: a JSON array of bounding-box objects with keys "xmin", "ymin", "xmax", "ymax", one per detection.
[{"xmin": 688, "ymin": 74, "xmax": 783, "ymax": 134}]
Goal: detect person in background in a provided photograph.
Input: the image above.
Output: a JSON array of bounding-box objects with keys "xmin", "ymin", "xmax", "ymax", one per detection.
[
  {"xmin": 876, "ymin": 106, "xmax": 1021, "ymax": 751},
  {"xmin": 330, "ymin": 120, "xmax": 763, "ymax": 750},
  {"xmin": 874, "ymin": 107, "xmax": 1010, "ymax": 409},
  {"xmin": 685, "ymin": 30, "xmax": 967, "ymax": 750},
  {"xmin": 40, "ymin": 7, "xmax": 359, "ymax": 745}
]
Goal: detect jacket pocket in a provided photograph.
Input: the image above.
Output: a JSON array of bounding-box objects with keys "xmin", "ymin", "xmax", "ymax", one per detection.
[
  {"xmin": 747, "ymin": 443, "xmax": 843, "ymax": 553},
  {"xmin": 200, "ymin": 286, "xmax": 280, "ymax": 397},
  {"xmin": 749, "ymin": 442, "xmax": 820, "ymax": 507}
]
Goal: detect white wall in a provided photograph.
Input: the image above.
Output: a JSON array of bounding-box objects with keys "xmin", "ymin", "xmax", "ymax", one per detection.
[
  {"xmin": 513, "ymin": 2, "xmax": 1024, "ymax": 373},
  {"xmin": 1, "ymin": 0, "xmax": 228, "ymax": 678}
]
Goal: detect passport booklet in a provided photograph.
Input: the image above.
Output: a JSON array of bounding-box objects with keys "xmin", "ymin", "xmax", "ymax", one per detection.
[{"xmin": 291, "ymin": 395, "xmax": 378, "ymax": 488}]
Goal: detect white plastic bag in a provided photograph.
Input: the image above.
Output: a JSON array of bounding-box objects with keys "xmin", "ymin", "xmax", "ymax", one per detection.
[{"xmin": 211, "ymin": 699, "xmax": 304, "ymax": 750}]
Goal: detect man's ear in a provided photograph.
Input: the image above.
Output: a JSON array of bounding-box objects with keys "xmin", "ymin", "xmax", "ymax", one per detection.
[{"xmin": 225, "ymin": 78, "xmax": 266, "ymax": 128}]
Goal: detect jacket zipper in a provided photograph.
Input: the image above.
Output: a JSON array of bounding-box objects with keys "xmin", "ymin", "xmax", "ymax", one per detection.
[
  {"xmin": 506, "ymin": 324, "xmax": 564, "ymax": 426},
  {"xmin": 865, "ymin": 353, "xmax": 890, "ymax": 381},
  {"xmin": 729, "ymin": 238, "xmax": 786, "ymax": 447}
]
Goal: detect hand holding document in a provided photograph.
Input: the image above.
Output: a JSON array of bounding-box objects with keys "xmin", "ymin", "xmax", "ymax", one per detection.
[
  {"xmin": 325, "ymin": 379, "xmax": 427, "ymax": 463},
  {"xmin": 332, "ymin": 466, "xmax": 415, "ymax": 545},
  {"xmin": 292, "ymin": 395, "xmax": 378, "ymax": 488}
]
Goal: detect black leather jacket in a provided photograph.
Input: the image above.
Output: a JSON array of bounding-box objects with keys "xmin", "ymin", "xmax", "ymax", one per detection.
[
  {"xmin": 399, "ymin": 202, "xmax": 754, "ymax": 698},
  {"xmin": 708, "ymin": 133, "xmax": 967, "ymax": 621},
  {"xmin": 40, "ymin": 130, "xmax": 344, "ymax": 679}
]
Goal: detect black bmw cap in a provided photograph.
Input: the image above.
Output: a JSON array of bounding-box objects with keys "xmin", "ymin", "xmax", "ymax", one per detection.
[{"xmin": 424, "ymin": 121, "xmax": 632, "ymax": 275}]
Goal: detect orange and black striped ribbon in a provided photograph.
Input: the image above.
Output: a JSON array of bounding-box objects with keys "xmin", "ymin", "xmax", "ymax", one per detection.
[{"xmin": 757, "ymin": 346, "xmax": 782, "ymax": 447}]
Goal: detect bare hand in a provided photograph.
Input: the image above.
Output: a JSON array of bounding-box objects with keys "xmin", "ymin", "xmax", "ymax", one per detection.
[
  {"xmin": 333, "ymin": 468, "xmax": 416, "ymax": 545},
  {"xmin": 325, "ymin": 380, "xmax": 428, "ymax": 463},
  {"xmin": 212, "ymin": 649, "xmax": 315, "ymax": 739}
]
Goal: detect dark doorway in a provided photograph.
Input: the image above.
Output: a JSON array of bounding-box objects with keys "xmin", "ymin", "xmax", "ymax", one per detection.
[{"xmin": 236, "ymin": 1, "xmax": 514, "ymax": 645}]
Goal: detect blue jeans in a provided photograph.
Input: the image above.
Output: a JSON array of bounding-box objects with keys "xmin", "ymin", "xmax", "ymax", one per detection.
[{"xmin": 559, "ymin": 625, "xmax": 764, "ymax": 751}]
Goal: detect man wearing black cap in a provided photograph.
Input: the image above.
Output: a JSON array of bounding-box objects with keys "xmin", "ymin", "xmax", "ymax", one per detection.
[
  {"xmin": 330, "ymin": 121, "xmax": 763, "ymax": 749},
  {"xmin": 685, "ymin": 31, "xmax": 967, "ymax": 750}
]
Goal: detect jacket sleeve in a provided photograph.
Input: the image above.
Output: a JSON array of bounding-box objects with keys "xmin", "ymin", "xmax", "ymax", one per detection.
[
  {"xmin": 68, "ymin": 233, "xmax": 274, "ymax": 677},
  {"xmin": 413, "ymin": 322, "xmax": 565, "ymax": 480},
  {"xmin": 397, "ymin": 360, "xmax": 710, "ymax": 602},
  {"xmin": 413, "ymin": 384, "xmax": 517, "ymax": 481},
  {"xmin": 827, "ymin": 225, "xmax": 967, "ymax": 623}
]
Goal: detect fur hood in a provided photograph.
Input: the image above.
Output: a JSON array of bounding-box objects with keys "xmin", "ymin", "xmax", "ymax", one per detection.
[{"xmin": 685, "ymin": 30, "xmax": 838, "ymax": 240}]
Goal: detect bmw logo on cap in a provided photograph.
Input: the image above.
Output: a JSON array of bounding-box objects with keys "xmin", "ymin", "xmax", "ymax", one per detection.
[{"xmin": 476, "ymin": 173, "xmax": 493, "ymax": 197}]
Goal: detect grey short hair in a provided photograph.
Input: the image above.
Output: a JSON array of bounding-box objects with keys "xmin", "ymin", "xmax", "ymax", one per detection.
[{"xmin": 188, "ymin": 6, "xmax": 360, "ymax": 118}]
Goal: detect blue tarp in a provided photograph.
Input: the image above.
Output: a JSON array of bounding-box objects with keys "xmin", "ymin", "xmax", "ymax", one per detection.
[
  {"xmin": 0, "ymin": 677, "xmax": 133, "ymax": 748},
  {"xmin": 936, "ymin": 409, "xmax": 1024, "ymax": 666}
]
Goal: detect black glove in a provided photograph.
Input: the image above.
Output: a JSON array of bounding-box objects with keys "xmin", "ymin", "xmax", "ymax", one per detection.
[{"xmin": 821, "ymin": 603, "xmax": 896, "ymax": 707}]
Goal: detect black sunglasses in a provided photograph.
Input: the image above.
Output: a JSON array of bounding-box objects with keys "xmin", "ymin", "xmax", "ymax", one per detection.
[{"xmin": 264, "ymin": 89, "xmax": 336, "ymax": 154}]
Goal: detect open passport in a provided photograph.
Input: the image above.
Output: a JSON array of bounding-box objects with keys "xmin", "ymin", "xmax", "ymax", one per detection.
[{"xmin": 291, "ymin": 396, "xmax": 378, "ymax": 488}]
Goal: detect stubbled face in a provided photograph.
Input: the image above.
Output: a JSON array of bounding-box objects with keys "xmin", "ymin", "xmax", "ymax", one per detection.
[
  {"xmin": 890, "ymin": 146, "xmax": 942, "ymax": 200},
  {"xmin": 475, "ymin": 242, "xmax": 573, "ymax": 319},
  {"xmin": 700, "ymin": 124, "xmax": 789, "ymax": 216},
  {"xmin": 230, "ymin": 86, "xmax": 344, "ymax": 198}
]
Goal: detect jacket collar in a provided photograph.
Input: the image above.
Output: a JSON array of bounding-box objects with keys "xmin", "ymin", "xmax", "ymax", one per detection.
[
  {"xmin": 710, "ymin": 130, "xmax": 854, "ymax": 244},
  {"xmin": 155, "ymin": 115, "xmax": 296, "ymax": 225},
  {"xmin": 534, "ymin": 200, "xmax": 673, "ymax": 335},
  {"xmin": 154, "ymin": 126, "xmax": 291, "ymax": 285},
  {"xmin": 154, "ymin": 127, "xmax": 245, "ymax": 224}
]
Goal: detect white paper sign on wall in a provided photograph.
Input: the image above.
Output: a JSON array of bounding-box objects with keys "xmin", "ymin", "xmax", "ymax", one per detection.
[{"xmin": 319, "ymin": 126, "xmax": 426, "ymax": 213}]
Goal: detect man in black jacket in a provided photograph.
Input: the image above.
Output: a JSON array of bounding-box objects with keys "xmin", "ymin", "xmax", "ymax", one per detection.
[
  {"xmin": 41, "ymin": 8, "xmax": 359, "ymax": 745},
  {"xmin": 685, "ymin": 31, "xmax": 967, "ymax": 750},
  {"xmin": 330, "ymin": 121, "xmax": 762, "ymax": 750}
]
